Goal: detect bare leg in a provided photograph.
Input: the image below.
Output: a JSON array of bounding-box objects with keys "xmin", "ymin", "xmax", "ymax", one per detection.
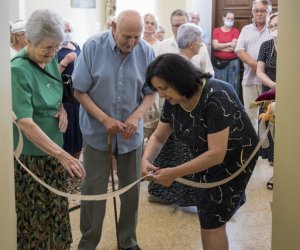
[{"xmin": 201, "ymin": 224, "xmax": 228, "ymax": 250}]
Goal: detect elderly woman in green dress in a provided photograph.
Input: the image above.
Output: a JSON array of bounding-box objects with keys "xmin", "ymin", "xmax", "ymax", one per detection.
[{"xmin": 11, "ymin": 9, "xmax": 85, "ymax": 249}]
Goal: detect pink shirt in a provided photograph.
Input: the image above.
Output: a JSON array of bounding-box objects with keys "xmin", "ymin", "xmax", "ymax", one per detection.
[{"xmin": 212, "ymin": 27, "xmax": 239, "ymax": 60}]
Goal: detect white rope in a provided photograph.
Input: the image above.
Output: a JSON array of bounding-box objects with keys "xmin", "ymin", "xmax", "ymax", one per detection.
[
  {"xmin": 176, "ymin": 124, "xmax": 270, "ymax": 188},
  {"xmin": 12, "ymin": 112, "xmax": 271, "ymax": 199}
]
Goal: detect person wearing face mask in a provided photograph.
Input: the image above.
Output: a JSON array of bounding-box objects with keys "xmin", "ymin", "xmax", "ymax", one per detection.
[
  {"xmin": 256, "ymin": 12, "xmax": 278, "ymax": 190},
  {"xmin": 57, "ymin": 18, "xmax": 82, "ymax": 159},
  {"xmin": 212, "ymin": 12, "xmax": 240, "ymax": 95}
]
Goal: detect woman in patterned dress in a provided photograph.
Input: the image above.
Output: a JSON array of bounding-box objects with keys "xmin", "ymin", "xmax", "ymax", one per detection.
[
  {"xmin": 257, "ymin": 12, "xmax": 278, "ymax": 189},
  {"xmin": 11, "ymin": 9, "xmax": 85, "ymax": 249},
  {"xmin": 142, "ymin": 54, "xmax": 258, "ymax": 250}
]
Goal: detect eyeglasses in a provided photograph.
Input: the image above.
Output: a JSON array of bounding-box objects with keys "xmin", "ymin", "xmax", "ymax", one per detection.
[
  {"xmin": 172, "ymin": 24, "xmax": 183, "ymax": 28},
  {"xmin": 268, "ymin": 24, "xmax": 278, "ymax": 30},
  {"xmin": 37, "ymin": 45, "xmax": 60, "ymax": 53},
  {"xmin": 252, "ymin": 9, "xmax": 268, "ymax": 14}
]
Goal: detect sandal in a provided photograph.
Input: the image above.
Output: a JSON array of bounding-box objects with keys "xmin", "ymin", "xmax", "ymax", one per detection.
[{"xmin": 267, "ymin": 177, "xmax": 273, "ymax": 190}]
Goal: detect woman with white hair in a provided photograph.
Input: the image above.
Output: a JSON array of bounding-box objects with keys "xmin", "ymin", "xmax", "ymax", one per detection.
[
  {"xmin": 177, "ymin": 22, "xmax": 214, "ymax": 76},
  {"xmin": 143, "ymin": 13, "xmax": 161, "ymax": 55},
  {"xmin": 11, "ymin": 9, "xmax": 85, "ymax": 249}
]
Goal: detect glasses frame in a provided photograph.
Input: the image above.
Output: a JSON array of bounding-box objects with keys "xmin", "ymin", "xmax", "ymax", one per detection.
[
  {"xmin": 268, "ymin": 23, "xmax": 278, "ymax": 31},
  {"xmin": 252, "ymin": 9, "xmax": 268, "ymax": 14}
]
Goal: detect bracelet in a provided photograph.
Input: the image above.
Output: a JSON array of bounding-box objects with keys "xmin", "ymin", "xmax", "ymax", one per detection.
[{"xmin": 60, "ymin": 64, "xmax": 67, "ymax": 68}]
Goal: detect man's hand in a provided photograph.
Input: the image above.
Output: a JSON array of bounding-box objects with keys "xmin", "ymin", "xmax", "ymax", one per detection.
[{"xmin": 103, "ymin": 116, "xmax": 127, "ymax": 135}]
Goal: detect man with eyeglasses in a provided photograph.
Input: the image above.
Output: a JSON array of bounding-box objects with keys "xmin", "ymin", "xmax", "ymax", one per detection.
[
  {"xmin": 235, "ymin": 0, "xmax": 272, "ymax": 134},
  {"xmin": 156, "ymin": 9, "xmax": 214, "ymax": 76}
]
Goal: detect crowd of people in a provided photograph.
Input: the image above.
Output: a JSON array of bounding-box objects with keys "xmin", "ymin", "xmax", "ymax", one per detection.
[{"xmin": 10, "ymin": 0, "xmax": 277, "ymax": 249}]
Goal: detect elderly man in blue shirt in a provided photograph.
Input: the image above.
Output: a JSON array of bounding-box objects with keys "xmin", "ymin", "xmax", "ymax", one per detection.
[{"xmin": 73, "ymin": 9, "xmax": 156, "ymax": 250}]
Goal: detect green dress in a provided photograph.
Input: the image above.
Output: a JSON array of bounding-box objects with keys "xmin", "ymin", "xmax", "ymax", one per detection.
[{"xmin": 11, "ymin": 49, "xmax": 72, "ymax": 249}]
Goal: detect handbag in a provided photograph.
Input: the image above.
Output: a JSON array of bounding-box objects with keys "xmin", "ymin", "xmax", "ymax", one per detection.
[
  {"xmin": 11, "ymin": 56, "xmax": 76, "ymax": 104},
  {"xmin": 211, "ymin": 57, "xmax": 231, "ymax": 70},
  {"xmin": 60, "ymin": 74, "xmax": 76, "ymax": 103}
]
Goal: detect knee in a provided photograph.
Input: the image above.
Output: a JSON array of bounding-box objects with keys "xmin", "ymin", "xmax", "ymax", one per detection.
[{"xmin": 201, "ymin": 224, "xmax": 226, "ymax": 235}]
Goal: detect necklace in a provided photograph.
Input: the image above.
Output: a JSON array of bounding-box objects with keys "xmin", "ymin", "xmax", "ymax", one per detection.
[{"xmin": 180, "ymin": 79, "xmax": 206, "ymax": 112}]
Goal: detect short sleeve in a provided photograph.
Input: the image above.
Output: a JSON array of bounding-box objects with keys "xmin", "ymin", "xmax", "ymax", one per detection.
[
  {"xmin": 160, "ymin": 101, "xmax": 172, "ymax": 124},
  {"xmin": 142, "ymin": 47, "xmax": 156, "ymax": 95},
  {"xmin": 205, "ymin": 90, "xmax": 236, "ymax": 134},
  {"xmin": 11, "ymin": 65, "xmax": 34, "ymax": 119},
  {"xmin": 235, "ymin": 27, "xmax": 246, "ymax": 52},
  {"xmin": 233, "ymin": 28, "xmax": 240, "ymax": 39},
  {"xmin": 72, "ymin": 40, "xmax": 95, "ymax": 92},
  {"xmin": 212, "ymin": 27, "xmax": 220, "ymax": 40}
]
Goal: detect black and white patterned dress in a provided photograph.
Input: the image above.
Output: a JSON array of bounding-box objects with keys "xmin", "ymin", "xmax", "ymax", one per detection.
[
  {"xmin": 158, "ymin": 78, "xmax": 258, "ymax": 229},
  {"xmin": 258, "ymin": 39, "xmax": 277, "ymax": 162}
]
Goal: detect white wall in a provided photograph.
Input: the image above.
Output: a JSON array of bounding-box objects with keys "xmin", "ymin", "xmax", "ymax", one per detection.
[
  {"xmin": 10, "ymin": 0, "xmax": 106, "ymax": 47},
  {"xmin": 186, "ymin": 0, "xmax": 212, "ymax": 41},
  {"xmin": 1, "ymin": 0, "xmax": 17, "ymax": 248},
  {"xmin": 10, "ymin": 0, "xmax": 213, "ymax": 47},
  {"xmin": 116, "ymin": 0, "xmax": 155, "ymax": 16}
]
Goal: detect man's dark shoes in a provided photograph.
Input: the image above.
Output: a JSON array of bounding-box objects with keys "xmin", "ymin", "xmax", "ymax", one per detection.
[{"xmin": 120, "ymin": 245, "xmax": 141, "ymax": 250}]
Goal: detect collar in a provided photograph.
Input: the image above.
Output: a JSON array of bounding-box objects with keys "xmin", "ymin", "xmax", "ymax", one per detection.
[{"xmin": 108, "ymin": 30, "xmax": 117, "ymax": 51}]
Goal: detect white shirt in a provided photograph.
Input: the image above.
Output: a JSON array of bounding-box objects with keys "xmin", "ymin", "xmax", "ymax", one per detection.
[
  {"xmin": 157, "ymin": 36, "xmax": 214, "ymax": 75},
  {"xmin": 10, "ymin": 47, "xmax": 18, "ymax": 59},
  {"xmin": 236, "ymin": 23, "xmax": 271, "ymax": 85},
  {"xmin": 149, "ymin": 40, "xmax": 161, "ymax": 57}
]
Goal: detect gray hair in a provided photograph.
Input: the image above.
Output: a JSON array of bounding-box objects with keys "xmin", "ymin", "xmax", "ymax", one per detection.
[
  {"xmin": 143, "ymin": 13, "xmax": 158, "ymax": 29},
  {"xmin": 25, "ymin": 9, "xmax": 64, "ymax": 45},
  {"xmin": 252, "ymin": 0, "xmax": 272, "ymax": 13},
  {"xmin": 177, "ymin": 23, "xmax": 202, "ymax": 49},
  {"xmin": 170, "ymin": 9, "xmax": 191, "ymax": 23}
]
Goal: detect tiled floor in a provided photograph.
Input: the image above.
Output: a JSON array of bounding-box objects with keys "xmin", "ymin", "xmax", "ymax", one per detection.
[{"xmin": 70, "ymin": 157, "xmax": 273, "ymax": 250}]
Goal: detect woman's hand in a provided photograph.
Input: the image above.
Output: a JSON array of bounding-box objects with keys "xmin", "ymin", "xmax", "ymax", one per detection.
[
  {"xmin": 57, "ymin": 151, "xmax": 86, "ymax": 178},
  {"xmin": 54, "ymin": 105, "xmax": 68, "ymax": 133},
  {"xmin": 152, "ymin": 167, "xmax": 177, "ymax": 187},
  {"xmin": 141, "ymin": 159, "xmax": 159, "ymax": 181}
]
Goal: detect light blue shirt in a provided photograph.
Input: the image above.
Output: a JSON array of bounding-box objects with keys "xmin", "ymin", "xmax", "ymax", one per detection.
[
  {"xmin": 198, "ymin": 26, "xmax": 210, "ymax": 45},
  {"xmin": 72, "ymin": 30, "xmax": 155, "ymax": 153}
]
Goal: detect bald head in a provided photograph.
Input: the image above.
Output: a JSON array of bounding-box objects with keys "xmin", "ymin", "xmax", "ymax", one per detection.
[
  {"xmin": 115, "ymin": 10, "xmax": 143, "ymax": 31},
  {"xmin": 63, "ymin": 18, "xmax": 73, "ymax": 33},
  {"xmin": 112, "ymin": 10, "xmax": 143, "ymax": 55}
]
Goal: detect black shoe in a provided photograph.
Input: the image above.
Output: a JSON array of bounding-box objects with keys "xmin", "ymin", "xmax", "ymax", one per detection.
[
  {"xmin": 267, "ymin": 177, "xmax": 273, "ymax": 190},
  {"xmin": 120, "ymin": 245, "xmax": 141, "ymax": 250}
]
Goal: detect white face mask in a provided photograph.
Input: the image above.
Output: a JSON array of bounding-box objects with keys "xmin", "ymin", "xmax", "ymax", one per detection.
[
  {"xmin": 62, "ymin": 32, "xmax": 72, "ymax": 45},
  {"xmin": 270, "ymin": 30, "xmax": 278, "ymax": 39},
  {"xmin": 224, "ymin": 20, "xmax": 234, "ymax": 28}
]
